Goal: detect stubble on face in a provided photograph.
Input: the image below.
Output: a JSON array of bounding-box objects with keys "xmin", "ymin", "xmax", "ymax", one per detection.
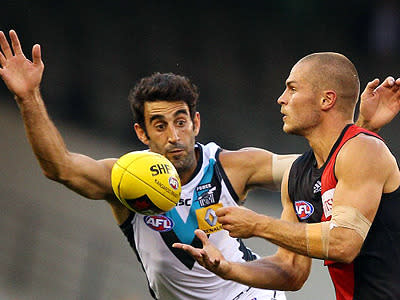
[
  {"xmin": 281, "ymin": 62, "xmax": 322, "ymax": 136},
  {"xmin": 143, "ymin": 101, "xmax": 199, "ymax": 180}
]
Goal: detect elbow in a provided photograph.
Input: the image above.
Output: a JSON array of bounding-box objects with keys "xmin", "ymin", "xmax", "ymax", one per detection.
[
  {"xmin": 42, "ymin": 167, "xmax": 70, "ymax": 185},
  {"xmin": 275, "ymin": 259, "xmax": 308, "ymax": 291},
  {"xmin": 42, "ymin": 167, "xmax": 67, "ymax": 182},
  {"xmin": 286, "ymin": 270, "xmax": 308, "ymax": 291},
  {"xmin": 42, "ymin": 169, "xmax": 59, "ymax": 181},
  {"xmin": 328, "ymin": 239, "xmax": 360, "ymax": 264}
]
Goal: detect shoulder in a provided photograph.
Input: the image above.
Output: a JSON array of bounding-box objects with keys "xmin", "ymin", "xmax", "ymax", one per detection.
[
  {"xmin": 339, "ymin": 133, "xmax": 390, "ymax": 161},
  {"xmin": 336, "ymin": 133, "xmax": 396, "ymax": 179}
]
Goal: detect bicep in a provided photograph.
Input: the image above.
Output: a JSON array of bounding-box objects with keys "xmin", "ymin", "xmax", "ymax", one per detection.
[
  {"xmin": 59, "ymin": 153, "xmax": 117, "ymax": 201},
  {"xmin": 333, "ymin": 136, "xmax": 392, "ymax": 221},
  {"xmin": 228, "ymin": 147, "xmax": 299, "ymax": 191},
  {"xmin": 327, "ymin": 136, "xmax": 397, "ymax": 260}
]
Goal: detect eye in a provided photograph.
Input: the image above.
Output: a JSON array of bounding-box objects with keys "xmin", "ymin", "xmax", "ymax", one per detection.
[
  {"xmin": 176, "ymin": 119, "xmax": 186, "ymax": 127},
  {"xmin": 154, "ymin": 122, "xmax": 166, "ymax": 131}
]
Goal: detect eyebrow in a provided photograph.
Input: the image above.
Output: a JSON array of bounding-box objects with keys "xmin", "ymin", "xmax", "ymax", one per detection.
[
  {"xmin": 149, "ymin": 109, "xmax": 189, "ymax": 123},
  {"xmin": 286, "ymin": 80, "xmax": 297, "ymax": 86}
]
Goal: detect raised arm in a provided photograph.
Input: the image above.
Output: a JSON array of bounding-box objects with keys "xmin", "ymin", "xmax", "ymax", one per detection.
[
  {"xmin": 0, "ymin": 30, "xmax": 120, "ymax": 206},
  {"xmin": 356, "ymin": 76, "xmax": 400, "ymax": 132}
]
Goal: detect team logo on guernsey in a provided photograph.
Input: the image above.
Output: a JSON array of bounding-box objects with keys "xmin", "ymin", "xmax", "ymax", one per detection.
[
  {"xmin": 144, "ymin": 215, "xmax": 174, "ymax": 232},
  {"xmin": 168, "ymin": 176, "xmax": 179, "ymax": 190},
  {"xmin": 295, "ymin": 201, "xmax": 314, "ymax": 220}
]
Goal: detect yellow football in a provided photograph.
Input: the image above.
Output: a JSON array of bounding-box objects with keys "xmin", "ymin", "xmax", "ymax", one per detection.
[{"xmin": 111, "ymin": 151, "xmax": 181, "ymax": 215}]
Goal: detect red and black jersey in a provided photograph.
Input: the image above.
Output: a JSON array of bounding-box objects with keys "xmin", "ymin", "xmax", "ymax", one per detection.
[{"xmin": 288, "ymin": 124, "xmax": 400, "ymax": 300}]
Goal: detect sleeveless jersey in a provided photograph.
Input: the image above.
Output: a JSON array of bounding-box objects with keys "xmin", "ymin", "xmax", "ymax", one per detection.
[
  {"xmin": 288, "ymin": 124, "xmax": 400, "ymax": 300},
  {"xmin": 119, "ymin": 142, "xmax": 284, "ymax": 300}
]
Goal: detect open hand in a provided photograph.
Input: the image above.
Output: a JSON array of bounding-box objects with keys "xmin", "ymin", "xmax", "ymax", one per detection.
[
  {"xmin": 0, "ymin": 30, "xmax": 44, "ymax": 100},
  {"xmin": 172, "ymin": 229, "xmax": 232, "ymax": 278},
  {"xmin": 358, "ymin": 76, "xmax": 400, "ymax": 131}
]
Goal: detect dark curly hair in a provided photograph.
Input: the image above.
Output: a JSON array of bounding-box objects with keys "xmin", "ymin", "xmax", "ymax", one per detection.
[{"xmin": 128, "ymin": 72, "xmax": 199, "ymax": 131}]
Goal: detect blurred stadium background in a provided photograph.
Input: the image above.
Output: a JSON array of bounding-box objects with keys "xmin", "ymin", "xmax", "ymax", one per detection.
[{"xmin": 0, "ymin": 1, "xmax": 399, "ymax": 299}]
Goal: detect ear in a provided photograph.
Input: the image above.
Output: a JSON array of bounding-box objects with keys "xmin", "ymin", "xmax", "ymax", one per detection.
[
  {"xmin": 134, "ymin": 123, "xmax": 149, "ymax": 145},
  {"xmin": 193, "ymin": 112, "xmax": 201, "ymax": 136},
  {"xmin": 320, "ymin": 90, "xmax": 337, "ymax": 111}
]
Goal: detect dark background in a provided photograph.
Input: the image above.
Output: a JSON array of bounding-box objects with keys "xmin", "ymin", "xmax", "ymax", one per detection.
[
  {"xmin": 0, "ymin": 1, "xmax": 399, "ymax": 299},
  {"xmin": 2, "ymin": 0, "xmax": 399, "ymax": 154}
]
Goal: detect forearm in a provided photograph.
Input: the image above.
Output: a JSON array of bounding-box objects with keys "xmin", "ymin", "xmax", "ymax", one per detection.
[
  {"xmin": 223, "ymin": 254, "xmax": 309, "ymax": 291},
  {"xmin": 16, "ymin": 90, "xmax": 71, "ymax": 179},
  {"xmin": 252, "ymin": 214, "xmax": 312, "ymax": 257}
]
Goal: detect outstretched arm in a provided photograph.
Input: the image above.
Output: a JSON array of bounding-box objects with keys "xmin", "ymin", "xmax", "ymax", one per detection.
[
  {"xmin": 356, "ymin": 76, "xmax": 400, "ymax": 132},
  {"xmin": 0, "ymin": 30, "xmax": 119, "ymax": 204}
]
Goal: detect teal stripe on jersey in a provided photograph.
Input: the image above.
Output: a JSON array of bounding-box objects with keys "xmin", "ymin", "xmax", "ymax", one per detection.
[{"xmin": 165, "ymin": 159, "xmax": 216, "ymax": 244}]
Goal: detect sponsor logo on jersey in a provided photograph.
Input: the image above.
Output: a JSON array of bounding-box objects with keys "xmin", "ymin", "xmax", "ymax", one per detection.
[
  {"xmin": 144, "ymin": 215, "xmax": 174, "ymax": 232},
  {"xmin": 313, "ymin": 180, "xmax": 321, "ymax": 194},
  {"xmin": 196, "ymin": 183, "xmax": 212, "ymax": 191},
  {"xmin": 177, "ymin": 198, "xmax": 192, "ymax": 206},
  {"xmin": 168, "ymin": 176, "xmax": 179, "ymax": 190},
  {"xmin": 198, "ymin": 186, "xmax": 218, "ymax": 207},
  {"xmin": 196, "ymin": 203, "xmax": 223, "ymax": 234},
  {"xmin": 322, "ymin": 188, "xmax": 335, "ymax": 219},
  {"xmin": 295, "ymin": 200, "xmax": 314, "ymax": 220}
]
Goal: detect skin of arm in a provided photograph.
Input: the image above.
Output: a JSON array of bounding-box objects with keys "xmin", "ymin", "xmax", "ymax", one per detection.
[
  {"xmin": 218, "ymin": 148, "xmax": 299, "ymax": 197},
  {"xmin": 0, "ymin": 30, "xmax": 130, "ymax": 224},
  {"xmin": 217, "ymin": 134, "xmax": 400, "ymax": 263},
  {"xmin": 173, "ymin": 168, "xmax": 311, "ymax": 290}
]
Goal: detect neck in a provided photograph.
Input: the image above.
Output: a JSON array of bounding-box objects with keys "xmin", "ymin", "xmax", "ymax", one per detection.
[
  {"xmin": 178, "ymin": 147, "xmax": 200, "ymax": 185},
  {"xmin": 305, "ymin": 118, "xmax": 352, "ymax": 168}
]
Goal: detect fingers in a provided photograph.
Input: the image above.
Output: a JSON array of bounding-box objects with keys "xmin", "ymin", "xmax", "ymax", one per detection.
[
  {"xmin": 32, "ymin": 44, "xmax": 42, "ymax": 65},
  {"xmin": 194, "ymin": 229, "xmax": 210, "ymax": 246},
  {"xmin": 172, "ymin": 230, "xmax": 208, "ymax": 251},
  {"xmin": 215, "ymin": 206, "xmax": 230, "ymax": 217},
  {"xmin": 0, "ymin": 31, "xmax": 13, "ymax": 58},
  {"xmin": 0, "ymin": 50, "xmax": 5, "ymax": 68},
  {"xmin": 365, "ymin": 78, "xmax": 380, "ymax": 92},
  {"xmin": 201, "ymin": 249, "xmax": 220, "ymax": 266},
  {"xmin": 9, "ymin": 30, "xmax": 24, "ymax": 56},
  {"xmin": 172, "ymin": 243, "xmax": 204, "ymax": 259},
  {"xmin": 382, "ymin": 76, "xmax": 396, "ymax": 88}
]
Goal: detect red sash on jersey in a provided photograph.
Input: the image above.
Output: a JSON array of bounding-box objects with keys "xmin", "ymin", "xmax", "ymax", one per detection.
[{"xmin": 319, "ymin": 124, "xmax": 383, "ymax": 300}]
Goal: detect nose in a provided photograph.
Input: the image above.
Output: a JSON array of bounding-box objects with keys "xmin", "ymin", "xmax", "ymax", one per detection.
[
  {"xmin": 167, "ymin": 125, "xmax": 180, "ymax": 144},
  {"xmin": 277, "ymin": 90, "xmax": 287, "ymax": 105}
]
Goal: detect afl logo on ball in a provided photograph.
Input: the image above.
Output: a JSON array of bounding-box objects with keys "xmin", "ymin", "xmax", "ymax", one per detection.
[
  {"xmin": 168, "ymin": 176, "xmax": 179, "ymax": 190},
  {"xmin": 295, "ymin": 200, "xmax": 314, "ymax": 220},
  {"xmin": 144, "ymin": 215, "xmax": 174, "ymax": 232}
]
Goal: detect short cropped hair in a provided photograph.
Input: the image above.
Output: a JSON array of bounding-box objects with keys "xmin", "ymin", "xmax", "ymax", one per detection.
[
  {"xmin": 128, "ymin": 72, "xmax": 199, "ymax": 130},
  {"xmin": 299, "ymin": 52, "xmax": 360, "ymax": 113}
]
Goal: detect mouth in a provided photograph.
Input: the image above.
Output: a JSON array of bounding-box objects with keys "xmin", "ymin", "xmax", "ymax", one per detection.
[{"xmin": 167, "ymin": 148, "xmax": 185, "ymax": 155}]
